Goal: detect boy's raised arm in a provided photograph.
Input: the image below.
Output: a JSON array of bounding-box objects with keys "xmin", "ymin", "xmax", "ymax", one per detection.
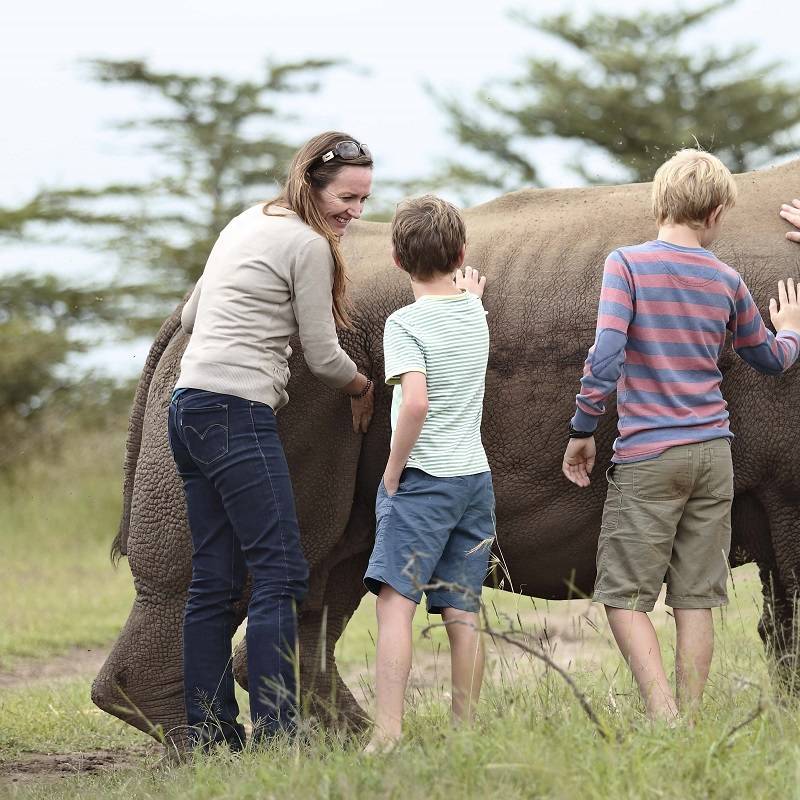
[{"xmin": 729, "ymin": 277, "xmax": 800, "ymax": 375}]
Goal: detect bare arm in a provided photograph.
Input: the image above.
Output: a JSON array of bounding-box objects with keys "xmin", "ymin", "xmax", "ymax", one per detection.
[{"xmin": 383, "ymin": 371, "xmax": 428, "ymax": 495}]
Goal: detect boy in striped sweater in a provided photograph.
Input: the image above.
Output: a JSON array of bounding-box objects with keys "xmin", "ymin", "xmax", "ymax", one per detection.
[
  {"xmin": 364, "ymin": 196, "xmax": 492, "ymax": 751},
  {"xmin": 562, "ymin": 150, "xmax": 800, "ymax": 721}
]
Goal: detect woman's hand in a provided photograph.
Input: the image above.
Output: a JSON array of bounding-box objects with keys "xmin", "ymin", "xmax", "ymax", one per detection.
[
  {"xmin": 350, "ymin": 378, "xmax": 374, "ymax": 434},
  {"xmin": 454, "ymin": 266, "xmax": 487, "ymax": 298},
  {"xmin": 780, "ymin": 199, "xmax": 800, "ymax": 243}
]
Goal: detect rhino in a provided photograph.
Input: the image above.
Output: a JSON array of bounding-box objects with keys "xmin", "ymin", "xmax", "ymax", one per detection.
[{"xmin": 92, "ymin": 159, "xmax": 800, "ymax": 748}]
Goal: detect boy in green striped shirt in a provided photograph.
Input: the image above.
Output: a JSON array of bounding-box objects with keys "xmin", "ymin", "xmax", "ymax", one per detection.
[{"xmin": 364, "ymin": 195, "xmax": 494, "ymax": 751}]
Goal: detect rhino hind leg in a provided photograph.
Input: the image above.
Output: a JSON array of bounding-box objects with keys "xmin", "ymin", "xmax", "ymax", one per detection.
[
  {"xmin": 232, "ymin": 550, "xmax": 371, "ymax": 735},
  {"xmin": 757, "ymin": 566, "xmax": 800, "ymax": 691},
  {"xmin": 748, "ymin": 490, "xmax": 800, "ymax": 692},
  {"xmin": 92, "ymin": 588, "xmax": 188, "ymax": 753},
  {"xmin": 297, "ymin": 551, "xmax": 372, "ymax": 733}
]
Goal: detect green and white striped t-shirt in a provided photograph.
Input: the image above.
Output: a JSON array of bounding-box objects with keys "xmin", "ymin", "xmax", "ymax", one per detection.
[{"xmin": 384, "ymin": 291, "xmax": 490, "ymax": 477}]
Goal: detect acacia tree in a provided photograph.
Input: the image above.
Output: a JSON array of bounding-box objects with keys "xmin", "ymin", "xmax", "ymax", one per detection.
[
  {"xmin": 1, "ymin": 58, "xmax": 338, "ymax": 457},
  {"xmin": 433, "ymin": 0, "xmax": 800, "ymax": 193},
  {"xmin": 12, "ymin": 58, "xmax": 340, "ymax": 331},
  {"xmin": 0, "ymin": 264, "xmax": 130, "ymax": 466}
]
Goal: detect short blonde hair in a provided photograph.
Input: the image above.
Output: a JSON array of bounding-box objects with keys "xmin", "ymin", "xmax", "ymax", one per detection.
[
  {"xmin": 651, "ymin": 149, "xmax": 738, "ymax": 228},
  {"xmin": 391, "ymin": 195, "xmax": 465, "ymax": 280}
]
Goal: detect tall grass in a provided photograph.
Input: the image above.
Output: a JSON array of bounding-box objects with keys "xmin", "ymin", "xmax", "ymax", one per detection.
[
  {"xmin": 5, "ymin": 577, "xmax": 799, "ymax": 800},
  {"xmin": 0, "ymin": 423, "xmax": 134, "ymax": 665},
  {"xmin": 2, "ymin": 424, "xmax": 799, "ymax": 799}
]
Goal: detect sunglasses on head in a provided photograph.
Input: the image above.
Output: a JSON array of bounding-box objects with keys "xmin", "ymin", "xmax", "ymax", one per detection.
[{"xmin": 319, "ymin": 140, "xmax": 371, "ymax": 164}]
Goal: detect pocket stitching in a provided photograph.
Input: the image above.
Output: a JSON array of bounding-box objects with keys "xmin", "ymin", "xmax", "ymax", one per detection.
[{"xmin": 182, "ymin": 405, "xmax": 229, "ymax": 465}]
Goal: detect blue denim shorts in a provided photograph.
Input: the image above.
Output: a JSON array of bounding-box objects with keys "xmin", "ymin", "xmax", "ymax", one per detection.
[{"xmin": 364, "ymin": 468, "xmax": 495, "ymax": 614}]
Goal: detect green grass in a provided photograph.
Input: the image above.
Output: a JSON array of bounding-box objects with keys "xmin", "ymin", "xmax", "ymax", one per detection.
[
  {"xmin": 0, "ymin": 680, "xmax": 144, "ymax": 760},
  {"xmin": 0, "ymin": 425, "xmax": 134, "ymax": 665},
  {"xmin": 2, "ymin": 425, "xmax": 800, "ymax": 799},
  {"xmin": 4, "ymin": 645, "xmax": 799, "ymax": 800}
]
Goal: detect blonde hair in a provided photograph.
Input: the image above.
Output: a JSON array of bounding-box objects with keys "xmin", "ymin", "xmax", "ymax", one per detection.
[
  {"xmin": 266, "ymin": 131, "xmax": 373, "ymax": 328},
  {"xmin": 391, "ymin": 195, "xmax": 466, "ymax": 280},
  {"xmin": 651, "ymin": 148, "xmax": 738, "ymax": 228}
]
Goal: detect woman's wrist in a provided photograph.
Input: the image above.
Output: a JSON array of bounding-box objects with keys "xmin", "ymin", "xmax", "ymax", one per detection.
[
  {"xmin": 343, "ymin": 372, "xmax": 371, "ymax": 398},
  {"xmin": 350, "ymin": 377, "xmax": 372, "ymax": 399}
]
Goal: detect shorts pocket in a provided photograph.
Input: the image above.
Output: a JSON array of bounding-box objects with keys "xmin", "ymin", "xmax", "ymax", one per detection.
[
  {"xmin": 182, "ymin": 404, "xmax": 229, "ymax": 465},
  {"xmin": 707, "ymin": 447, "xmax": 734, "ymax": 500},
  {"xmin": 632, "ymin": 454, "xmax": 691, "ymax": 501},
  {"xmin": 600, "ymin": 470, "xmax": 623, "ymax": 531}
]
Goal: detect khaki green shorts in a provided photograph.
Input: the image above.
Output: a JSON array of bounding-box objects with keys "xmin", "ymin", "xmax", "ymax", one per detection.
[{"xmin": 593, "ymin": 438, "xmax": 733, "ymax": 612}]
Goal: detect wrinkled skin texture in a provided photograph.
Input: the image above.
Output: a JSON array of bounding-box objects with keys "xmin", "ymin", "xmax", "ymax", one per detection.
[{"xmin": 93, "ymin": 161, "xmax": 800, "ymax": 748}]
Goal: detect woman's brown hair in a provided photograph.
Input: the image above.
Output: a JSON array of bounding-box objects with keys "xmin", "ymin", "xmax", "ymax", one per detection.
[{"xmin": 265, "ymin": 131, "xmax": 373, "ymax": 328}]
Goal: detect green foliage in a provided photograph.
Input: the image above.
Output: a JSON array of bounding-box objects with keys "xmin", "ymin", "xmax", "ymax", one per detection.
[
  {"xmin": 0, "ymin": 269, "xmax": 134, "ymax": 468},
  {"xmin": 434, "ymin": 0, "xmax": 800, "ymax": 194},
  {"xmin": 9, "ymin": 58, "xmax": 342, "ymax": 324},
  {"xmin": 0, "ymin": 58, "xmax": 339, "ymax": 457}
]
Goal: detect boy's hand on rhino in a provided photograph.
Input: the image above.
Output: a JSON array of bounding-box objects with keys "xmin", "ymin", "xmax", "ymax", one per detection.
[
  {"xmin": 780, "ymin": 199, "xmax": 800, "ymax": 242},
  {"xmin": 455, "ymin": 266, "xmax": 487, "ymax": 298},
  {"xmin": 769, "ymin": 278, "xmax": 800, "ymax": 335},
  {"xmin": 562, "ymin": 437, "xmax": 596, "ymax": 488}
]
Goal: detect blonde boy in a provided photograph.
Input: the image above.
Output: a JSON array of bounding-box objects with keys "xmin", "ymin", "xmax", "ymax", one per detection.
[{"xmin": 563, "ymin": 150, "xmax": 800, "ymax": 720}]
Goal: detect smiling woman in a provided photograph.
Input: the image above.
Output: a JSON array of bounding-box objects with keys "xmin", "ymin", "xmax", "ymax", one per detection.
[{"xmin": 167, "ymin": 131, "xmax": 376, "ymax": 751}]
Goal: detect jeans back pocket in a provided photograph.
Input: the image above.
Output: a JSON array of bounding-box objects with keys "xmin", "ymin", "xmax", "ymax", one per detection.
[{"xmin": 181, "ymin": 404, "xmax": 229, "ymax": 465}]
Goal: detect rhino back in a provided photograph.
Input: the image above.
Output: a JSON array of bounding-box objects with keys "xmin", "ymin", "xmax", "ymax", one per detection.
[{"xmin": 336, "ymin": 159, "xmax": 800, "ymax": 598}]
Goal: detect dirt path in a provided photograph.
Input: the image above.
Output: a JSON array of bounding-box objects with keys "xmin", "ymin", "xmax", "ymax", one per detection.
[
  {"xmin": 0, "ymin": 745, "xmax": 161, "ymax": 787},
  {"xmin": 0, "ymin": 646, "xmax": 109, "ymax": 691}
]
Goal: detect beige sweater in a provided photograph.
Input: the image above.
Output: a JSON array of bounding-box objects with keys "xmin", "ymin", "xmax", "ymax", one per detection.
[{"xmin": 175, "ymin": 204, "xmax": 357, "ymax": 412}]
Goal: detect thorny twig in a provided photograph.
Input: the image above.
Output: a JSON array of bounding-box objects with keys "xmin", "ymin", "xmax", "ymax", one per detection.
[{"xmin": 419, "ymin": 617, "xmax": 609, "ymax": 740}]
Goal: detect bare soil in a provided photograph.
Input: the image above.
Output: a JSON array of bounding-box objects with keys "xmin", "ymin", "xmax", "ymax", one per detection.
[
  {"xmin": 0, "ymin": 646, "xmax": 109, "ymax": 691},
  {"xmin": 0, "ymin": 745, "xmax": 160, "ymax": 787}
]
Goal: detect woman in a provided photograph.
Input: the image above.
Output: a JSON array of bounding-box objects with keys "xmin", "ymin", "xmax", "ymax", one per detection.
[{"xmin": 168, "ymin": 132, "xmax": 375, "ymax": 749}]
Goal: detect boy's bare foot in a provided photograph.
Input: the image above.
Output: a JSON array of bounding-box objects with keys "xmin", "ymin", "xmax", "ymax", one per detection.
[{"xmin": 363, "ymin": 735, "xmax": 400, "ymax": 755}]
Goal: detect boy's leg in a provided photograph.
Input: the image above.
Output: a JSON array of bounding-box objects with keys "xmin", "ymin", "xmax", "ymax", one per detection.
[
  {"xmin": 666, "ymin": 438, "xmax": 732, "ymax": 715},
  {"xmin": 674, "ymin": 608, "xmax": 714, "ymax": 714},
  {"xmin": 369, "ymin": 584, "xmax": 417, "ymax": 748},
  {"xmin": 605, "ymin": 607, "xmax": 678, "ymax": 721},
  {"xmin": 593, "ymin": 451, "xmax": 693, "ymax": 721},
  {"xmin": 363, "ymin": 469, "xmax": 467, "ymax": 747},
  {"xmin": 442, "ymin": 607, "xmax": 484, "ymax": 723},
  {"xmin": 427, "ymin": 472, "xmax": 495, "ymax": 724}
]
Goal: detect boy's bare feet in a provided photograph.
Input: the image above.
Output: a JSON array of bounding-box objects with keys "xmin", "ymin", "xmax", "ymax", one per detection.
[{"xmin": 363, "ymin": 734, "xmax": 400, "ymax": 755}]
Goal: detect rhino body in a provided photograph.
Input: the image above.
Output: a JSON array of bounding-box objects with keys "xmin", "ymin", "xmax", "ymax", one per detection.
[{"xmin": 92, "ymin": 160, "xmax": 800, "ymax": 745}]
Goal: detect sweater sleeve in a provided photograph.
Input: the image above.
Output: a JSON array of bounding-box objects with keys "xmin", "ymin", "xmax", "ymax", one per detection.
[
  {"xmin": 181, "ymin": 276, "xmax": 203, "ymax": 334},
  {"xmin": 728, "ymin": 277, "xmax": 800, "ymax": 375},
  {"xmin": 571, "ymin": 251, "xmax": 634, "ymax": 432},
  {"xmin": 290, "ymin": 237, "xmax": 358, "ymax": 389}
]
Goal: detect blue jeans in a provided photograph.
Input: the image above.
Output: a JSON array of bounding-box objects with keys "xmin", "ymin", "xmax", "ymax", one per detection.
[{"xmin": 168, "ymin": 389, "xmax": 309, "ymax": 747}]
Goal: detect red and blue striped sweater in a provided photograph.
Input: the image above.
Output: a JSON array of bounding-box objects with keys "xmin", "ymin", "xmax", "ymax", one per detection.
[{"xmin": 571, "ymin": 240, "xmax": 800, "ymax": 463}]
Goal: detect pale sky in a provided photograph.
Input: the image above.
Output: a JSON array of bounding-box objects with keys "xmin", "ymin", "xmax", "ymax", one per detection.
[{"xmin": 3, "ymin": 0, "xmax": 799, "ymax": 374}]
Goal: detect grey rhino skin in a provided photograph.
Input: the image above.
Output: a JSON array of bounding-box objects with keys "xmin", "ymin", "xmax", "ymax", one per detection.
[{"xmin": 93, "ymin": 159, "xmax": 800, "ymax": 747}]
